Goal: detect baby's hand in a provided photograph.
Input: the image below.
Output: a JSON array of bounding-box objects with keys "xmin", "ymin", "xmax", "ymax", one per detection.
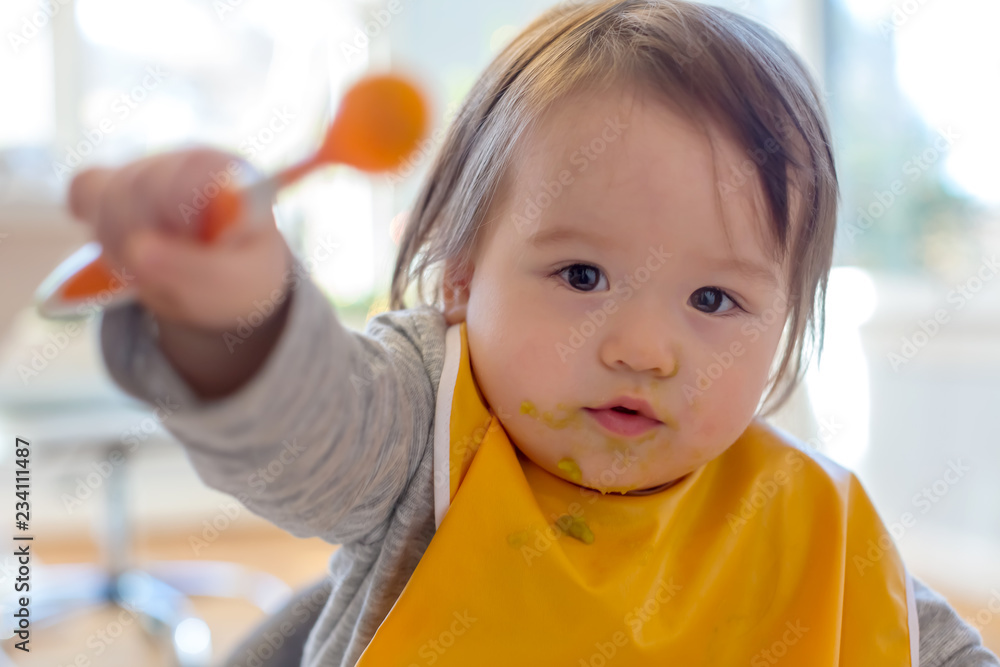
[{"xmin": 68, "ymin": 148, "xmax": 293, "ymax": 332}]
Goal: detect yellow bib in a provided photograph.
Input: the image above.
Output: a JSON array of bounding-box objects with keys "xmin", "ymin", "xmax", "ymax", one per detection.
[{"xmin": 356, "ymin": 322, "xmax": 919, "ymax": 666}]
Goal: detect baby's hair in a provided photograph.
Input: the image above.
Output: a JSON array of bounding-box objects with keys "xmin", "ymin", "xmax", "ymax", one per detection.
[{"xmin": 389, "ymin": 0, "xmax": 839, "ymax": 418}]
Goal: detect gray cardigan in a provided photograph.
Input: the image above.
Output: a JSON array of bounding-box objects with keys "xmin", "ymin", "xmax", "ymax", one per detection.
[{"xmin": 99, "ymin": 267, "xmax": 999, "ymax": 667}]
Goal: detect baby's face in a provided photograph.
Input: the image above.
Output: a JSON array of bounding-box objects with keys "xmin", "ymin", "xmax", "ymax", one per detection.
[{"xmin": 448, "ymin": 87, "xmax": 791, "ymax": 493}]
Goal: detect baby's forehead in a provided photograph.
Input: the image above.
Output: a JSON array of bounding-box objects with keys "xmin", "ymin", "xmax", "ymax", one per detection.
[
  {"xmin": 517, "ymin": 90, "xmax": 794, "ymax": 258},
  {"xmin": 511, "ymin": 98, "xmax": 778, "ymax": 242},
  {"xmin": 518, "ymin": 91, "xmax": 755, "ymax": 191}
]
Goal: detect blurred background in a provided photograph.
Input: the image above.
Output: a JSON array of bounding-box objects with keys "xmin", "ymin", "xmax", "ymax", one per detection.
[{"xmin": 0, "ymin": 0, "xmax": 997, "ymax": 663}]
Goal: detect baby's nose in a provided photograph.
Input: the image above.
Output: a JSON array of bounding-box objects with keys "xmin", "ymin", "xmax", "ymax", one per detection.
[{"xmin": 600, "ymin": 333, "xmax": 680, "ymax": 379}]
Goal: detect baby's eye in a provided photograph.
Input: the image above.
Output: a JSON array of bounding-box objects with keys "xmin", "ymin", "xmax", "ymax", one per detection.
[
  {"xmin": 556, "ymin": 263, "xmax": 609, "ymax": 292},
  {"xmin": 690, "ymin": 287, "xmax": 742, "ymax": 315}
]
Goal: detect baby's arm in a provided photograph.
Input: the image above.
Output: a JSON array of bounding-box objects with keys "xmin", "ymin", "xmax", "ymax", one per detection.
[
  {"xmin": 70, "ymin": 149, "xmax": 445, "ymax": 544},
  {"xmin": 914, "ymin": 576, "xmax": 1000, "ymax": 666},
  {"xmin": 100, "ymin": 267, "xmax": 445, "ymax": 545}
]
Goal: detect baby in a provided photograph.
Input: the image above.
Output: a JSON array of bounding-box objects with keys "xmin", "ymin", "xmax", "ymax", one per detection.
[{"xmin": 72, "ymin": 0, "xmax": 997, "ymax": 665}]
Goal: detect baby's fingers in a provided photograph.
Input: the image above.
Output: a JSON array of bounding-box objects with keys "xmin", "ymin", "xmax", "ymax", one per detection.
[
  {"xmin": 67, "ymin": 167, "xmax": 115, "ymax": 224},
  {"xmin": 124, "ymin": 225, "xmax": 293, "ymax": 331}
]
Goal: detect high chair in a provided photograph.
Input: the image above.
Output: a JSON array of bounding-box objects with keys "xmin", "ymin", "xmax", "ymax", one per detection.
[
  {"xmin": 219, "ymin": 576, "xmax": 330, "ymax": 667},
  {"xmin": 0, "ymin": 306, "xmax": 293, "ymax": 665}
]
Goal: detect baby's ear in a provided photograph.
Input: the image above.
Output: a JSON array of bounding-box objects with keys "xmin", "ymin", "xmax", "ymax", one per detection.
[{"xmin": 442, "ymin": 259, "xmax": 473, "ymax": 325}]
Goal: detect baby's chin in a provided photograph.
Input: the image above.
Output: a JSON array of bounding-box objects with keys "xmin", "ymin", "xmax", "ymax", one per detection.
[
  {"xmin": 576, "ymin": 469, "xmax": 690, "ymax": 495},
  {"xmin": 520, "ymin": 445, "xmax": 691, "ymax": 495},
  {"xmin": 551, "ymin": 466, "xmax": 691, "ymax": 495},
  {"xmin": 504, "ymin": 416, "xmax": 704, "ymax": 494}
]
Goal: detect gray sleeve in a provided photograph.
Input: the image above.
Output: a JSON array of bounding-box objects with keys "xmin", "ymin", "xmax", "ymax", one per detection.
[
  {"xmin": 98, "ymin": 262, "xmax": 446, "ymax": 546},
  {"xmin": 915, "ymin": 575, "xmax": 1000, "ymax": 667}
]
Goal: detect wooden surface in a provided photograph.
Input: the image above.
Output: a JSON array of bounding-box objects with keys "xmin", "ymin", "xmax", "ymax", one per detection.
[
  {"xmin": 1, "ymin": 523, "xmax": 335, "ymax": 666},
  {"xmin": 922, "ymin": 576, "xmax": 1000, "ymax": 659}
]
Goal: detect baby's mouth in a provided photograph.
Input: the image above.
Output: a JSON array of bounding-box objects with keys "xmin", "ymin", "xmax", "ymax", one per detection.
[{"xmin": 583, "ymin": 406, "xmax": 662, "ymax": 437}]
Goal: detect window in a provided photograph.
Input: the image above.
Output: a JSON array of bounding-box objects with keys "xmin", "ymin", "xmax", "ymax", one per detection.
[
  {"xmin": 0, "ymin": 0, "xmax": 385, "ymax": 305},
  {"xmin": 827, "ymin": 0, "xmax": 995, "ymax": 276}
]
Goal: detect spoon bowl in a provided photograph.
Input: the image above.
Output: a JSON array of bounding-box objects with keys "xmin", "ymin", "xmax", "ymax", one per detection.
[{"xmin": 36, "ymin": 72, "xmax": 429, "ymax": 320}]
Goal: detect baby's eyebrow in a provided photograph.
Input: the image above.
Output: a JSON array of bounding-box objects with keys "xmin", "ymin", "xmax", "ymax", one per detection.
[
  {"xmin": 704, "ymin": 256, "xmax": 779, "ymax": 289},
  {"xmin": 528, "ymin": 225, "xmax": 611, "ymax": 249}
]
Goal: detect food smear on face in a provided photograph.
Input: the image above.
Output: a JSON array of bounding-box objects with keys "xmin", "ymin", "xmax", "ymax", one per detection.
[
  {"xmin": 555, "ymin": 514, "xmax": 595, "ymax": 544},
  {"xmin": 540, "ymin": 407, "xmax": 580, "ymax": 429},
  {"xmin": 595, "ymin": 482, "xmax": 640, "ymax": 495},
  {"xmin": 516, "ymin": 400, "xmax": 663, "ymax": 494},
  {"xmin": 557, "ymin": 457, "xmax": 583, "ymax": 483},
  {"xmin": 601, "ymin": 429, "xmax": 657, "ymax": 452},
  {"xmin": 519, "ymin": 401, "xmax": 582, "ymax": 430}
]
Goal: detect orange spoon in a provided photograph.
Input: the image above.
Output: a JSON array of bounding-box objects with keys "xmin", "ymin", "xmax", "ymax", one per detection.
[{"xmin": 35, "ymin": 72, "xmax": 429, "ymax": 319}]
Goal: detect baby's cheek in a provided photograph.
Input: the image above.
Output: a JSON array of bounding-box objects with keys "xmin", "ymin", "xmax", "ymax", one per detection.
[{"xmin": 508, "ymin": 337, "xmax": 561, "ymax": 388}]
